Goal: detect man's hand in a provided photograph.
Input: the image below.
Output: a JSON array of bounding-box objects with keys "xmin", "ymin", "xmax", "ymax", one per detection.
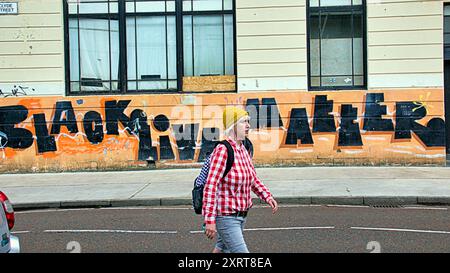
[
  {"xmin": 205, "ymin": 223, "xmax": 217, "ymax": 240},
  {"xmin": 267, "ymin": 198, "xmax": 278, "ymax": 214}
]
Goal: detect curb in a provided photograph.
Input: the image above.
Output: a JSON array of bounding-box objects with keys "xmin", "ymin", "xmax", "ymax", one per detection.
[{"xmin": 12, "ymin": 196, "xmax": 450, "ymax": 211}]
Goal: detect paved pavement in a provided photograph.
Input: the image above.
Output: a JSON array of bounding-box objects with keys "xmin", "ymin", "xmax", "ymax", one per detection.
[{"xmin": 1, "ymin": 166, "xmax": 450, "ymax": 210}]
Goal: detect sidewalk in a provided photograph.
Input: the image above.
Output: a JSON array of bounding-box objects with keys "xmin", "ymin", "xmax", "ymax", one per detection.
[{"xmin": 1, "ymin": 166, "xmax": 450, "ymax": 210}]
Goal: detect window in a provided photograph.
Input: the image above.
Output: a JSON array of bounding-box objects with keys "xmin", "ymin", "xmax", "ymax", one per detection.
[
  {"xmin": 64, "ymin": 0, "xmax": 236, "ymax": 94},
  {"xmin": 67, "ymin": 0, "xmax": 120, "ymax": 93},
  {"xmin": 444, "ymin": 5, "xmax": 450, "ymax": 60},
  {"xmin": 183, "ymin": 0, "xmax": 234, "ymax": 76},
  {"xmin": 126, "ymin": 1, "xmax": 177, "ymax": 91},
  {"xmin": 307, "ymin": 0, "xmax": 366, "ymax": 90}
]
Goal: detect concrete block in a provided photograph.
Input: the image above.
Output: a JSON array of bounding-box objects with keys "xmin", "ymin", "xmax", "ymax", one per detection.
[
  {"xmin": 276, "ymin": 197, "xmax": 312, "ymax": 205},
  {"xmin": 13, "ymin": 202, "xmax": 61, "ymax": 211},
  {"xmin": 364, "ymin": 196, "xmax": 418, "ymax": 206},
  {"xmin": 160, "ymin": 198, "xmax": 192, "ymax": 206},
  {"xmin": 311, "ymin": 196, "xmax": 364, "ymax": 205},
  {"xmin": 111, "ymin": 199, "xmax": 161, "ymax": 207},
  {"xmin": 60, "ymin": 200, "xmax": 111, "ymax": 208},
  {"xmin": 417, "ymin": 197, "xmax": 450, "ymax": 205}
]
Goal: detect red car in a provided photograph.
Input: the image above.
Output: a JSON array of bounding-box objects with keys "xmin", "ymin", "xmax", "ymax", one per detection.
[{"xmin": 0, "ymin": 191, "xmax": 20, "ymax": 253}]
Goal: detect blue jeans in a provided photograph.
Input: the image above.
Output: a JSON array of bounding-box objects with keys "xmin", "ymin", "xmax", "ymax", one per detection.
[{"xmin": 215, "ymin": 216, "xmax": 249, "ymax": 253}]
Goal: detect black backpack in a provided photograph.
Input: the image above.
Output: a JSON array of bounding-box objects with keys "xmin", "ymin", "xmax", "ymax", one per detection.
[{"xmin": 192, "ymin": 138, "xmax": 253, "ymax": 214}]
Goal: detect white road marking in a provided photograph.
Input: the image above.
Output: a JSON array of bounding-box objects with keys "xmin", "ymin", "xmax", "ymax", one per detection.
[
  {"xmin": 253, "ymin": 204, "xmax": 323, "ymax": 208},
  {"xmin": 16, "ymin": 208, "xmax": 97, "ymax": 214},
  {"xmin": 326, "ymin": 205, "xmax": 369, "ymax": 208},
  {"xmin": 100, "ymin": 207, "xmax": 191, "ymax": 210},
  {"xmin": 190, "ymin": 226, "xmax": 335, "ymax": 234},
  {"xmin": 11, "ymin": 231, "xmax": 30, "ymax": 234},
  {"xmin": 351, "ymin": 227, "xmax": 450, "ymax": 235},
  {"xmin": 43, "ymin": 229, "xmax": 178, "ymax": 234},
  {"xmin": 244, "ymin": 226, "xmax": 335, "ymax": 232},
  {"xmin": 402, "ymin": 206, "xmax": 448, "ymax": 211},
  {"xmin": 15, "ymin": 207, "xmax": 192, "ymax": 214}
]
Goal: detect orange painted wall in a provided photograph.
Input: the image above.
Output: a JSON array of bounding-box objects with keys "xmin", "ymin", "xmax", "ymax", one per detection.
[{"xmin": 0, "ymin": 88, "xmax": 445, "ymax": 172}]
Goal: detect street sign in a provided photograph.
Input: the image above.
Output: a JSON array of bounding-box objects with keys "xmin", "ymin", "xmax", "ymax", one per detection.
[{"xmin": 0, "ymin": 2, "xmax": 18, "ymax": 15}]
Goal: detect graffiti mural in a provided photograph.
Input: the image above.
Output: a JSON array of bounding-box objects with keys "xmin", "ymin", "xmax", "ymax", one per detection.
[
  {"xmin": 0, "ymin": 89, "xmax": 446, "ymax": 172},
  {"xmin": 282, "ymin": 93, "xmax": 445, "ymax": 147}
]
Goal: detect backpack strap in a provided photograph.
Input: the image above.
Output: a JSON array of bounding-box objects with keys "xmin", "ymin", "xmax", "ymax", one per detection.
[
  {"xmin": 243, "ymin": 137, "xmax": 254, "ymax": 158},
  {"xmin": 214, "ymin": 140, "xmax": 234, "ymax": 179}
]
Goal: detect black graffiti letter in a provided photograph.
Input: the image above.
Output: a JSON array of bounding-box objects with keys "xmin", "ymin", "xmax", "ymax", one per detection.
[
  {"xmin": 395, "ymin": 102, "xmax": 425, "ymax": 140},
  {"xmin": 105, "ymin": 100, "xmax": 131, "ymax": 135},
  {"xmin": 424, "ymin": 118, "xmax": 446, "ymax": 147},
  {"xmin": 83, "ymin": 111, "xmax": 104, "ymax": 144},
  {"xmin": 0, "ymin": 105, "xmax": 33, "ymax": 149},
  {"xmin": 363, "ymin": 93, "xmax": 394, "ymax": 132},
  {"xmin": 173, "ymin": 123, "xmax": 199, "ymax": 161},
  {"xmin": 313, "ymin": 95, "xmax": 336, "ymax": 132},
  {"xmin": 338, "ymin": 105, "xmax": 363, "ymax": 146},
  {"xmin": 153, "ymin": 114, "xmax": 170, "ymax": 132},
  {"xmin": 129, "ymin": 109, "xmax": 157, "ymax": 161},
  {"xmin": 151, "ymin": 114, "xmax": 173, "ymax": 160},
  {"xmin": 245, "ymin": 99, "xmax": 260, "ymax": 129},
  {"xmin": 245, "ymin": 98, "xmax": 283, "ymax": 129},
  {"xmin": 395, "ymin": 102, "xmax": 445, "ymax": 147},
  {"xmin": 198, "ymin": 127, "xmax": 220, "ymax": 162},
  {"xmin": 50, "ymin": 101, "xmax": 79, "ymax": 134},
  {"xmin": 285, "ymin": 108, "xmax": 313, "ymax": 145},
  {"xmin": 259, "ymin": 98, "xmax": 284, "ymax": 128},
  {"xmin": 33, "ymin": 113, "xmax": 56, "ymax": 153},
  {"xmin": 159, "ymin": 136, "xmax": 175, "ymax": 160}
]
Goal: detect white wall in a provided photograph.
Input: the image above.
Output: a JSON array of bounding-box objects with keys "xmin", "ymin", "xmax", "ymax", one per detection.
[
  {"xmin": 236, "ymin": 0, "xmax": 308, "ymax": 92},
  {"xmin": 0, "ymin": 0, "xmax": 445, "ymax": 95},
  {"xmin": 0, "ymin": 0, "xmax": 65, "ymax": 96},
  {"xmin": 367, "ymin": 0, "xmax": 444, "ymax": 89}
]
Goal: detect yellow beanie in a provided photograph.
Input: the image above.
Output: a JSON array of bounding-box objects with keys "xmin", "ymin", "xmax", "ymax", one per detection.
[{"xmin": 223, "ymin": 106, "xmax": 249, "ymax": 131}]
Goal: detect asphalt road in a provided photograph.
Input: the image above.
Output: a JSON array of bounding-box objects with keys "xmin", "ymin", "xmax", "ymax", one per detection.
[{"xmin": 11, "ymin": 204, "xmax": 450, "ymax": 253}]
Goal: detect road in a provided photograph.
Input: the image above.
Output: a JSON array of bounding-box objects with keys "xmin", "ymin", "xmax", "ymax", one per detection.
[{"xmin": 11, "ymin": 204, "xmax": 450, "ymax": 253}]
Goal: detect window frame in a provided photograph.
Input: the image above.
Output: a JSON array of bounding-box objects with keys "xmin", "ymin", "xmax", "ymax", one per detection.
[
  {"xmin": 124, "ymin": 3, "xmax": 178, "ymax": 93},
  {"xmin": 63, "ymin": 0, "xmax": 237, "ymax": 96},
  {"xmin": 306, "ymin": 0, "xmax": 367, "ymax": 91}
]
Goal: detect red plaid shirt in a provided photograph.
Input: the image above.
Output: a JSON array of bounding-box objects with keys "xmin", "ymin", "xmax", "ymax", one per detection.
[{"xmin": 202, "ymin": 138, "xmax": 273, "ymax": 224}]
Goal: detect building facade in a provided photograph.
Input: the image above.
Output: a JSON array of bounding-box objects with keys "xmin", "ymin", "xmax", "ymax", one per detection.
[{"xmin": 0, "ymin": 0, "xmax": 448, "ymax": 172}]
